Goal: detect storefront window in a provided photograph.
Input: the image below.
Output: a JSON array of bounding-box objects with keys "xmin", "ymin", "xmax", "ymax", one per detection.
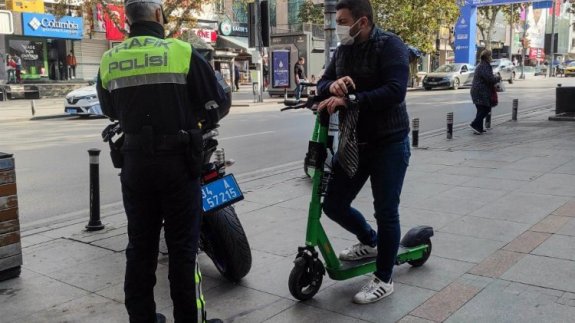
[
  {"xmin": 288, "ymin": 0, "xmax": 304, "ymax": 26},
  {"xmin": 233, "ymin": 2, "xmax": 248, "ymax": 24},
  {"xmin": 269, "ymin": 0, "xmax": 277, "ymax": 27},
  {"xmin": 8, "ymin": 38, "xmax": 47, "ymax": 80}
]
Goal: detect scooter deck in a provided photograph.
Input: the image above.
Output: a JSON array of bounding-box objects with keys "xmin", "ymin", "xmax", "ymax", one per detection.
[
  {"xmin": 327, "ymin": 257, "xmax": 376, "ymax": 281},
  {"xmin": 325, "ymin": 245, "xmax": 428, "ymax": 280}
]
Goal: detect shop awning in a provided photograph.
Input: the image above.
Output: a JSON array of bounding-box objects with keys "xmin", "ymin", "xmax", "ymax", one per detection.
[
  {"xmin": 217, "ymin": 35, "xmax": 251, "ymax": 53},
  {"xmin": 188, "ymin": 33, "xmax": 214, "ymax": 51}
]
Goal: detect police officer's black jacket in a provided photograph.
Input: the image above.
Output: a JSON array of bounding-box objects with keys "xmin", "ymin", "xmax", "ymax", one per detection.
[{"xmin": 97, "ymin": 21, "xmax": 229, "ymax": 137}]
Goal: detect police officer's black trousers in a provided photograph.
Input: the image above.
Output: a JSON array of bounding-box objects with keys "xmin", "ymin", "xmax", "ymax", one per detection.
[{"xmin": 121, "ymin": 152, "xmax": 202, "ymax": 323}]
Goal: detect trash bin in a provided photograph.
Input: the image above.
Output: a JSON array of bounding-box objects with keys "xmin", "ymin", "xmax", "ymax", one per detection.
[
  {"xmin": 0, "ymin": 153, "xmax": 22, "ymax": 282},
  {"xmin": 556, "ymin": 86, "xmax": 575, "ymax": 115}
]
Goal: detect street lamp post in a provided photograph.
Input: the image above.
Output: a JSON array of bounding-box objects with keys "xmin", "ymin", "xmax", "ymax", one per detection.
[
  {"xmin": 509, "ymin": 3, "xmax": 513, "ymax": 59},
  {"xmin": 324, "ymin": 0, "xmax": 337, "ymax": 66},
  {"xmin": 549, "ymin": 0, "xmax": 557, "ymax": 77},
  {"xmin": 254, "ymin": 0, "xmax": 263, "ymax": 102},
  {"xmin": 520, "ymin": 5, "xmax": 528, "ymax": 80}
]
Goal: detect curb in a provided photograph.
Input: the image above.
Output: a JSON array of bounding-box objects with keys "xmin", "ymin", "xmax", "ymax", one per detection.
[
  {"xmin": 232, "ymin": 101, "xmax": 283, "ymax": 108},
  {"xmin": 30, "ymin": 114, "xmax": 71, "ymax": 121},
  {"xmin": 419, "ymin": 104, "xmax": 554, "ymax": 139}
]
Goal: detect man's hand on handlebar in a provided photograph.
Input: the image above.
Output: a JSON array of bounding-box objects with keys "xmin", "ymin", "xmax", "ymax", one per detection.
[
  {"xmin": 318, "ymin": 96, "xmax": 346, "ymax": 115},
  {"xmin": 329, "ymin": 76, "xmax": 355, "ymax": 97}
]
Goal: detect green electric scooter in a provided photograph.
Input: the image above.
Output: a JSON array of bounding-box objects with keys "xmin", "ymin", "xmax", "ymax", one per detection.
[{"xmin": 281, "ymin": 84, "xmax": 434, "ymax": 301}]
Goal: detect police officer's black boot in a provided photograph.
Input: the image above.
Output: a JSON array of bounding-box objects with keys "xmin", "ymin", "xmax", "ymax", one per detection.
[
  {"xmin": 155, "ymin": 313, "xmax": 166, "ymax": 323},
  {"xmin": 206, "ymin": 319, "xmax": 223, "ymax": 323}
]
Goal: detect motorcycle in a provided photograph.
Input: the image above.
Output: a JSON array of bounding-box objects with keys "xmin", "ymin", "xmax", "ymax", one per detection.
[{"xmin": 102, "ymin": 123, "xmax": 252, "ymax": 282}]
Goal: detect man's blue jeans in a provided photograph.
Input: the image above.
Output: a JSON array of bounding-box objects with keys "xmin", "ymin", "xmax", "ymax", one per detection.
[
  {"xmin": 294, "ymin": 83, "xmax": 303, "ymax": 100},
  {"xmin": 323, "ymin": 137, "xmax": 410, "ymax": 282}
]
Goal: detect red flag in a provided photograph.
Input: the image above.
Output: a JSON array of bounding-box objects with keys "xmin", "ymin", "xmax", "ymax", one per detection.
[{"xmin": 97, "ymin": 4, "xmax": 127, "ymax": 41}]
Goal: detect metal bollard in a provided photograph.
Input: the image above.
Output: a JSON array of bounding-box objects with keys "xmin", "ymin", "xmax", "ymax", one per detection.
[
  {"xmin": 412, "ymin": 118, "xmax": 420, "ymax": 147},
  {"xmin": 446, "ymin": 112, "xmax": 453, "ymax": 139},
  {"xmin": 30, "ymin": 100, "xmax": 36, "ymax": 117},
  {"xmin": 485, "ymin": 112, "xmax": 491, "ymax": 129},
  {"xmin": 512, "ymin": 99, "xmax": 518, "ymax": 121},
  {"xmin": 86, "ymin": 149, "xmax": 104, "ymax": 231}
]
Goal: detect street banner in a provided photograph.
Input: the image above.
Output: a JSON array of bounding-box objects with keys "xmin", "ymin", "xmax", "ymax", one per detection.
[
  {"xmin": 549, "ymin": 0, "xmax": 561, "ymax": 16},
  {"xmin": 272, "ymin": 50, "xmax": 290, "ymax": 88},
  {"xmin": 526, "ymin": 5, "xmax": 547, "ymax": 49}
]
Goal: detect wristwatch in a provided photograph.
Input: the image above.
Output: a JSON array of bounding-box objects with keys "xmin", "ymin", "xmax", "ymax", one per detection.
[{"xmin": 346, "ymin": 94, "xmax": 358, "ymax": 105}]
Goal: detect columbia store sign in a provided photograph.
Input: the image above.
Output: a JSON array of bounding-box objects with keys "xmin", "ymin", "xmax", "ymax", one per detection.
[{"xmin": 22, "ymin": 13, "xmax": 83, "ymax": 39}]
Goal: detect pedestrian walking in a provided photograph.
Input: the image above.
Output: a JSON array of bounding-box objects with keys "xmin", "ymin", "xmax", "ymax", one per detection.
[
  {"xmin": 316, "ymin": 0, "xmax": 411, "ymax": 304},
  {"xmin": 66, "ymin": 50, "xmax": 77, "ymax": 79},
  {"xmin": 13, "ymin": 55, "xmax": 22, "ymax": 83},
  {"xmin": 6, "ymin": 54, "xmax": 16, "ymax": 83},
  {"xmin": 234, "ymin": 65, "xmax": 240, "ymax": 91},
  {"xmin": 470, "ymin": 49, "xmax": 500, "ymax": 135},
  {"xmin": 263, "ymin": 58, "xmax": 270, "ymax": 91},
  {"xmin": 294, "ymin": 56, "xmax": 306, "ymax": 99},
  {"xmin": 96, "ymin": 0, "xmax": 229, "ymax": 322}
]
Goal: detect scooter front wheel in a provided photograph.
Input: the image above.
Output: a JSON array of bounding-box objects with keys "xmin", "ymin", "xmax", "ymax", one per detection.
[
  {"xmin": 408, "ymin": 240, "xmax": 432, "ymax": 267},
  {"xmin": 288, "ymin": 257, "xmax": 324, "ymax": 301}
]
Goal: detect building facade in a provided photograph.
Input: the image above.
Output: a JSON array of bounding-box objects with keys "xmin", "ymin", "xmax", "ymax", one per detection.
[{"xmin": 0, "ymin": 0, "xmax": 124, "ymax": 84}]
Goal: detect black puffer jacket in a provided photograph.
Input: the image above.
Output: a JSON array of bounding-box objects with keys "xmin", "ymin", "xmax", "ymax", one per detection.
[
  {"xmin": 470, "ymin": 60, "xmax": 499, "ymax": 107},
  {"xmin": 317, "ymin": 27, "xmax": 410, "ymax": 144}
]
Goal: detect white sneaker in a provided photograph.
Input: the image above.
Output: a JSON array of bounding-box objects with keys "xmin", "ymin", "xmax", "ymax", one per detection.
[
  {"xmin": 339, "ymin": 243, "xmax": 377, "ymax": 261},
  {"xmin": 353, "ymin": 276, "xmax": 394, "ymax": 304}
]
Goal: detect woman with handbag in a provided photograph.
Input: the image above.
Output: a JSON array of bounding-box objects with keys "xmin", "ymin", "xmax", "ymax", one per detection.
[{"xmin": 470, "ymin": 49, "xmax": 501, "ymax": 134}]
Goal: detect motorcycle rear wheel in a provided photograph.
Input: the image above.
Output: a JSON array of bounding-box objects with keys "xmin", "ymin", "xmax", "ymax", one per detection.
[{"xmin": 200, "ymin": 206, "xmax": 252, "ymax": 282}]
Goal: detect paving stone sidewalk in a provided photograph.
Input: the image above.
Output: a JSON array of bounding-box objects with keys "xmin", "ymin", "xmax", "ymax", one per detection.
[{"xmin": 2, "ymin": 108, "xmax": 575, "ymax": 322}]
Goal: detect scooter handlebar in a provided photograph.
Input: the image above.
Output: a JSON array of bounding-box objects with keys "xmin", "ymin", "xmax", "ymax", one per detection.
[
  {"xmin": 298, "ymin": 81, "xmax": 317, "ymax": 87},
  {"xmin": 280, "ymin": 102, "xmax": 308, "ymax": 111}
]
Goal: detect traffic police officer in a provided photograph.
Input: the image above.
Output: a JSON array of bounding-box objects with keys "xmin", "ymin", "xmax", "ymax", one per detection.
[{"xmin": 96, "ymin": 0, "xmax": 229, "ymax": 322}]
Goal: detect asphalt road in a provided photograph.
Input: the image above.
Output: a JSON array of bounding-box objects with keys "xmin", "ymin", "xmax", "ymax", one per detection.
[{"xmin": 2, "ymin": 76, "xmax": 572, "ymax": 229}]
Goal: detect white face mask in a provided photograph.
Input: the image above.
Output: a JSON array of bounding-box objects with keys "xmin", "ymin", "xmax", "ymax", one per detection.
[{"xmin": 336, "ymin": 19, "xmax": 362, "ymax": 46}]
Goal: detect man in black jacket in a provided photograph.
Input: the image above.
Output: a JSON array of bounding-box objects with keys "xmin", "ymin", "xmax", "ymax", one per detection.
[
  {"xmin": 317, "ymin": 0, "xmax": 410, "ymax": 304},
  {"xmin": 96, "ymin": 0, "xmax": 229, "ymax": 321}
]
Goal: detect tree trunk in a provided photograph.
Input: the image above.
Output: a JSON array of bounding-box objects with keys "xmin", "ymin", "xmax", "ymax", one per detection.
[
  {"xmin": 485, "ymin": 8, "xmax": 499, "ymax": 51},
  {"xmin": 486, "ymin": 29, "xmax": 492, "ymax": 50}
]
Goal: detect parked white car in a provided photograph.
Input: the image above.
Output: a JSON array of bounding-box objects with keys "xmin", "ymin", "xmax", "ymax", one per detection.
[
  {"xmin": 64, "ymin": 80, "xmax": 103, "ymax": 117},
  {"xmin": 422, "ymin": 63, "xmax": 475, "ymax": 90}
]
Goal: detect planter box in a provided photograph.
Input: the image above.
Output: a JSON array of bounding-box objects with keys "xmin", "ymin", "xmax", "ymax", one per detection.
[{"xmin": 0, "ymin": 153, "xmax": 22, "ymax": 282}]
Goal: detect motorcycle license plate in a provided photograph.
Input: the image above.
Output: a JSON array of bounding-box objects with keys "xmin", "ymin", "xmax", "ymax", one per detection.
[{"xmin": 201, "ymin": 174, "xmax": 244, "ymax": 213}]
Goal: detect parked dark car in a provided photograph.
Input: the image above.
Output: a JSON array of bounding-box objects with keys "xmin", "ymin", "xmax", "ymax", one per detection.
[{"xmin": 422, "ymin": 63, "xmax": 475, "ymax": 91}]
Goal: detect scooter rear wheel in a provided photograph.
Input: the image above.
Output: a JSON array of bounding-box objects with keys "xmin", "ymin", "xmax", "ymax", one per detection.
[
  {"xmin": 289, "ymin": 257, "xmax": 324, "ymax": 301},
  {"xmin": 408, "ymin": 240, "xmax": 432, "ymax": 267}
]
